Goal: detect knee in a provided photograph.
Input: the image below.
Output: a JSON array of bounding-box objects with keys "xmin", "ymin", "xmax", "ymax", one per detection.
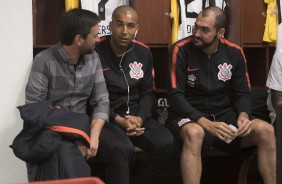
[
  {"xmin": 108, "ymin": 140, "xmax": 135, "ymax": 161},
  {"xmin": 253, "ymin": 120, "xmax": 275, "ymax": 145},
  {"xmin": 181, "ymin": 124, "xmax": 205, "ymax": 145}
]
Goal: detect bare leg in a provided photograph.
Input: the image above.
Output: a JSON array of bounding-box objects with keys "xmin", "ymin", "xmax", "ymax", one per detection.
[
  {"xmin": 240, "ymin": 119, "xmax": 276, "ymax": 184},
  {"xmin": 180, "ymin": 123, "xmax": 205, "ymax": 184}
]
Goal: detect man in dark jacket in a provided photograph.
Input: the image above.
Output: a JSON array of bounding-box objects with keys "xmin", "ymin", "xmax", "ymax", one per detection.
[
  {"xmin": 95, "ymin": 5, "xmax": 176, "ymax": 184},
  {"xmin": 167, "ymin": 6, "xmax": 276, "ymax": 184}
]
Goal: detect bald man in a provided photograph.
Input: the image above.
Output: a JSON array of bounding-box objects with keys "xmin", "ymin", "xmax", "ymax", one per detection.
[
  {"xmin": 167, "ymin": 6, "xmax": 276, "ymax": 184},
  {"xmin": 94, "ymin": 5, "xmax": 176, "ymax": 184}
]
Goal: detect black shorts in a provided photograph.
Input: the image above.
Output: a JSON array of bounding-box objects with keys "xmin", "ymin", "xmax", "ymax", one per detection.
[{"xmin": 166, "ymin": 108, "xmax": 242, "ymax": 156}]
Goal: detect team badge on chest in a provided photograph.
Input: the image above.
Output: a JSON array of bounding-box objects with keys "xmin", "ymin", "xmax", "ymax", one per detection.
[
  {"xmin": 129, "ymin": 61, "xmax": 144, "ymax": 80},
  {"xmin": 218, "ymin": 63, "xmax": 232, "ymax": 82}
]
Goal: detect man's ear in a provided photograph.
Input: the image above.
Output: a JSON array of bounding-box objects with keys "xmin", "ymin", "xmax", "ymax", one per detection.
[
  {"xmin": 74, "ymin": 35, "xmax": 83, "ymax": 46},
  {"xmin": 217, "ymin": 28, "xmax": 225, "ymax": 38}
]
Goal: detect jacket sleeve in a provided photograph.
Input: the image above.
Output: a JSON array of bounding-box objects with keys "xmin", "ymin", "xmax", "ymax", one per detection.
[
  {"xmin": 168, "ymin": 44, "xmax": 204, "ymax": 122},
  {"xmin": 231, "ymin": 49, "xmax": 252, "ymax": 117},
  {"xmin": 25, "ymin": 53, "xmax": 49, "ymax": 104},
  {"xmin": 89, "ymin": 53, "xmax": 110, "ymax": 122},
  {"xmin": 136, "ymin": 50, "xmax": 155, "ymax": 122}
]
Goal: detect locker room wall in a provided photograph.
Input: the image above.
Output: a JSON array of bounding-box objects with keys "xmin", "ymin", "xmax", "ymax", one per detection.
[{"xmin": 0, "ymin": 0, "xmax": 32, "ymax": 182}]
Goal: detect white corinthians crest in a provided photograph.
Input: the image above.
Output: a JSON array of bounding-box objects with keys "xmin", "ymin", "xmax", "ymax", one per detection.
[
  {"xmin": 129, "ymin": 61, "xmax": 144, "ymax": 80},
  {"xmin": 218, "ymin": 63, "xmax": 232, "ymax": 82}
]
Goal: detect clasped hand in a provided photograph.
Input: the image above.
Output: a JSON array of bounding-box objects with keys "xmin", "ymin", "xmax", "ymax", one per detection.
[{"xmin": 122, "ymin": 115, "xmax": 145, "ymax": 137}]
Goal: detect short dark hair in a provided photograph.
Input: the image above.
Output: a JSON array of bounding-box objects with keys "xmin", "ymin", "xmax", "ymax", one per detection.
[
  {"xmin": 59, "ymin": 8, "xmax": 100, "ymax": 45},
  {"xmin": 200, "ymin": 6, "xmax": 226, "ymax": 31}
]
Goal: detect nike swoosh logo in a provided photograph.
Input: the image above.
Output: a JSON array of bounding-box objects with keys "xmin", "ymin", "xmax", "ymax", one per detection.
[
  {"xmin": 187, "ymin": 67, "xmax": 200, "ymax": 72},
  {"xmin": 102, "ymin": 68, "xmax": 110, "ymax": 72}
]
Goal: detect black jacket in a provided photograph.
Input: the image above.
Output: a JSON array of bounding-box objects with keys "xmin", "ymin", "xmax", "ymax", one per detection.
[
  {"xmin": 168, "ymin": 36, "xmax": 252, "ymax": 121},
  {"xmin": 10, "ymin": 101, "xmax": 91, "ymax": 163},
  {"xmin": 95, "ymin": 36, "xmax": 155, "ymax": 122}
]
